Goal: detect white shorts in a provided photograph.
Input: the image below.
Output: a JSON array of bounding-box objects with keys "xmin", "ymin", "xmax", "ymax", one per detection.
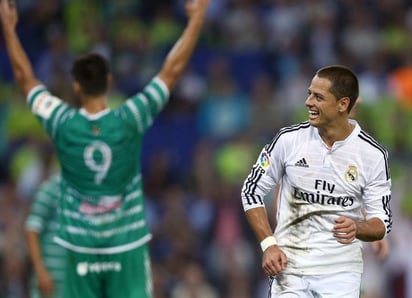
[{"xmin": 269, "ymin": 272, "xmax": 362, "ymax": 297}]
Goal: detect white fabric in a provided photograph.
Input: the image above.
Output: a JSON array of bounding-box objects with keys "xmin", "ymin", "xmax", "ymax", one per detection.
[
  {"xmin": 269, "ymin": 271, "xmax": 361, "ymax": 297},
  {"xmin": 241, "ymin": 120, "xmax": 392, "ymax": 275}
]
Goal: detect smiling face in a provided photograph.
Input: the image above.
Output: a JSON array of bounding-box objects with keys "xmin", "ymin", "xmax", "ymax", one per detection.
[{"xmin": 305, "ymin": 75, "xmax": 349, "ymax": 129}]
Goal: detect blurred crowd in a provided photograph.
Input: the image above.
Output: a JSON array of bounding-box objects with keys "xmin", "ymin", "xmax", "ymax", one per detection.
[{"xmin": 2, "ymin": 0, "xmax": 412, "ymax": 297}]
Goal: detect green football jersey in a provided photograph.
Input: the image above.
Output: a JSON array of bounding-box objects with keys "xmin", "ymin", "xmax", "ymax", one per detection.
[
  {"xmin": 27, "ymin": 77, "xmax": 169, "ymax": 253},
  {"xmin": 25, "ymin": 175, "xmax": 66, "ymax": 298}
]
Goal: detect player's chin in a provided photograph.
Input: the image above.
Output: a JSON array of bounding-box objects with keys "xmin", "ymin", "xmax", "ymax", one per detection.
[{"xmin": 308, "ymin": 118, "xmax": 320, "ymax": 127}]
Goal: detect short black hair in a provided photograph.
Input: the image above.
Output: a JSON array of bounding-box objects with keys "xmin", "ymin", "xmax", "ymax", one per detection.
[
  {"xmin": 71, "ymin": 53, "xmax": 110, "ymax": 96},
  {"xmin": 316, "ymin": 65, "xmax": 359, "ymax": 113}
]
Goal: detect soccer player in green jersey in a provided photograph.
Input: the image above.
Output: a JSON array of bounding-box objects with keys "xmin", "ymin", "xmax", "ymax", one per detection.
[
  {"xmin": 25, "ymin": 175, "xmax": 66, "ymax": 298},
  {"xmin": 0, "ymin": 0, "xmax": 210, "ymax": 297}
]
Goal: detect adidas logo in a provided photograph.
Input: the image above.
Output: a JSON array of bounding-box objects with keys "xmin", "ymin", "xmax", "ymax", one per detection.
[{"xmin": 295, "ymin": 158, "xmax": 309, "ymax": 168}]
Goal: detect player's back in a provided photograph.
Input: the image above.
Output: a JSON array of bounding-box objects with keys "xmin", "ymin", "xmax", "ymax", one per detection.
[
  {"xmin": 53, "ymin": 109, "xmax": 149, "ymax": 250},
  {"xmin": 27, "ymin": 78, "xmax": 169, "ymax": 251},
  {"xmin": 55, "ymin": 107, "xmax": 142, "ymax": 197},
  {"xmin": 28, "ymin": 77, "xmax": 169, "ymax": 198}
]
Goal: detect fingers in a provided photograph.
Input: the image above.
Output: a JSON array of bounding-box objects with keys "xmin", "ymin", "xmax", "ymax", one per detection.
[
  {"xmin": 333, "ymin": 216, "xmax": 357, "ymax": 244},
  {"xmin": 185, "ymin": 0, "xmax": 209, "ymax": 11},
  {"xmin": 1, "ymin": 0, "xmax": 13, "ymax": 9},
  {"xmin": 262, "ymin": 248, "xmax": 287, "ymax": 276},
  {"xmin": 1, "ymin": 0, "xmax": 15, "ymax": 16},
  {"xmin": 334, "ymin": 230, "xmax": 356, "ymax": 244},
  {"xmin": 263, "ymin": 258, "xmax": 281, "ymax": 276}
]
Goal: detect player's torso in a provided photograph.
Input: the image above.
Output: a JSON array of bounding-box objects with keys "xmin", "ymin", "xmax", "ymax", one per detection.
[
  {"xmin": 282, "ymin": 134, "xmax": 365, "ymax": 214},
  {"xmin": 55, "ymin": 109, "xmax": 142, "ymax": 196},
  {"xmin": 275, "ymin": 126, "xmax": 368, "ymax": 274}
]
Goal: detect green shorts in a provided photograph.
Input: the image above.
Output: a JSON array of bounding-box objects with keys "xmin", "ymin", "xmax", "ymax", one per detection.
[{"xmin": 63, "ymin": 244, "xmax": 152, "ymax": 298}]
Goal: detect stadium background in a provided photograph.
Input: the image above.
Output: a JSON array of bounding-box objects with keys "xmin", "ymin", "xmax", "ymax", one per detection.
[{"xmin": 1, "ymin": 0, "xmax": 412, "ymax": 297}]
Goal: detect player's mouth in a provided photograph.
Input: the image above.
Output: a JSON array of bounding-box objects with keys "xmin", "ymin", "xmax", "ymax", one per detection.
[{"xmin": 308, "ymin": 110, "xmax": 319, "ymax": 120}]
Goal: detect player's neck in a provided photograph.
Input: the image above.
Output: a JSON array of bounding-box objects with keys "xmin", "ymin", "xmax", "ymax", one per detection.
[
  {"xmin": 80, "ymin": 96, "xmax": 108, "ymax": 114},
  {"xmin": 318, "ymin": 119, "xmax": 355, "ymax": 148}
]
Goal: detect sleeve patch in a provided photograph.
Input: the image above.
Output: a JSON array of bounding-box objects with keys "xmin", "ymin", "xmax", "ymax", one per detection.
[
  {"xmin": 32, "ymin": 93, "xmax": 62, "ymax": 119},
  {"xmin": 259, "ymin": 151, "xmax": 270, "ymax": 170}
]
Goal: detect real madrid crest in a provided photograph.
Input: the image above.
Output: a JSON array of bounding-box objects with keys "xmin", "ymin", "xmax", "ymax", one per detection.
[{"xmin": 345, "ymin": 165, "xmax": 358, "ymax": 182}]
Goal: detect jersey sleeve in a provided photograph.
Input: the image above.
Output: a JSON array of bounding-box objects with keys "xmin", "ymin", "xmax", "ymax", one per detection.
[
  {"xmin": 362, "ymin": 152, "xmax": 393, "ymax": 236},
  {"xmin": 241, "ymin": 134, "xmax": 286, "ymax": 212},
  {"xmin": 122, "ymin": 77, "xmax": 170, "ymax": 134},
  {"xmin": 25, "ymin": 176, "xmax": 60, "ymax": 233},
  {"xmin": 27, "ymin": 85, "xmax": 70, "ymax": 139}
]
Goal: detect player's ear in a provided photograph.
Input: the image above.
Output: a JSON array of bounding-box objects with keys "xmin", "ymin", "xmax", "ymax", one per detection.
[
  {"xmin": 338, "ymin": 96, "xmax": 350, "ymax": 113},
  {"xmin": 107, "ymin": 74, "xmax": 113, "ymax": 88},
  {"xmin": 73, "ymin": 81, "xmax": 81, "ymax": 95}
]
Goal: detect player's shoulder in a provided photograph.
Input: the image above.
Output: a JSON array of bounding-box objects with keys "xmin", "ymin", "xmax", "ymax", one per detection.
[
  {"xmin": 356, "ymin": 129, "xmax": 388, "ymax": 156},
  {"xmin": 274, "ymin": 121, "xmax": 312, "ymax": 141},
  {"xmin": 279, "ymin": 121, "xmax": 311, "ymax": 135},
  {"xmin": 38, "ymin": 175, "xmax": 61, "ymax": 193},
  {"xmin": 265, "ymin": 121, "xmax": 312, "ymax": 152}
]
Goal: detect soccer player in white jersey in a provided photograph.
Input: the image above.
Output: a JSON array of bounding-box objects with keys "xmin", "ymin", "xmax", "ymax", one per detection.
[
  {"xmin": 0, "ymin": 0, "xmax": 209, "ymax": 297},
  {"xmin": 241, "ymin": 65, "xmax": 392, "ymax": 297}
]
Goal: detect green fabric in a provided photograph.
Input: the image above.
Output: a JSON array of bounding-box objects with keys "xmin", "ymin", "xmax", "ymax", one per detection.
[{"xmin": 63, "ymin": 245, "xmax": 152, "ymax": 298}]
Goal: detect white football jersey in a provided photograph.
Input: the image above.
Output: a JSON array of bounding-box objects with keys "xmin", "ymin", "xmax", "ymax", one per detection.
[{"xmin": 241, "ymin": 120, "xmax": 392, "ymax": 275}]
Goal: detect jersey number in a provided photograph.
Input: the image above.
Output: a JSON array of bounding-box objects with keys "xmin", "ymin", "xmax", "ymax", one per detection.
[{"xmin": 84, "ymin": 141, "xmax": 112, "ymax": 185}]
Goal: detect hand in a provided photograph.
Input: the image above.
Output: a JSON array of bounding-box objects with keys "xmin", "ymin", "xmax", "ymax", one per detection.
[
  {"xmin": 0, "ymin": 0, "xmax": 18, "ymax": 29},
  {"xmin": 185, "ymin": 0, "xmax": 209, "ymax": 21},
  {"xmin": 370, "ymin": 238, "xmax": 389, "ymax": 260},
  {"xmin": 262, "ymin": 245, "xmax": 288, "ymax": 276},
  {"xmin": 333, "ymin": 216, "xmax": 357, "ymax": 244},
  {"xmin": 37, "ymin": 268, "xmax": 55, "ymax": 297}
]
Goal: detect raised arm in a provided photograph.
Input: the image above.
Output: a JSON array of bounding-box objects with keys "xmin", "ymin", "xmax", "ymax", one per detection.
[
  {"xmin": 0, "ymin": 0, "xmax": 40, "ymax": 95},
  {"xmin": 157, "ymin": 0, "xmax": 209, "ymax": 91}
]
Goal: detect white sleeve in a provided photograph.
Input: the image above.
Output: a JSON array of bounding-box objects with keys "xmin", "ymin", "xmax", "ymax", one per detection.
[
  {"xmin": 241, "ymin": 137, "xmax": 285, "ymax": 212},
  {"xmin": 363, "ymin": 156, "xmax": 392, "ymax": 236}
]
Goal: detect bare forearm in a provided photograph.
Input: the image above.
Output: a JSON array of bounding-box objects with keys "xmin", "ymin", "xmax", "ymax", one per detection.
[
  {"xmin": 2, "ymin": 26, "xmax": 38, "ymax": 95},
  {"xmin": 158, "ymin": 14, "xmax": 205, "ymax": 90},
  {"xmin": 25, "ymin": 230, "xmax": 47, "ymax": 276},
  {"xmin": 355, "ymin": 217, "xmax": 385, "ymax": 241},
  {"xmin": 245, "ymin": 207, "xmax": 274, "ymax": 242}
]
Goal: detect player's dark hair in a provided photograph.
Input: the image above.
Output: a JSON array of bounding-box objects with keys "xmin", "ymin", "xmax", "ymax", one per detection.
[
  {"xmin": 71, "ymin": 53, "xmax": 109, "ymax": 96},
  {"xmin": 316, "ymin": 65, "xmax": 359, "ymax": 113}
]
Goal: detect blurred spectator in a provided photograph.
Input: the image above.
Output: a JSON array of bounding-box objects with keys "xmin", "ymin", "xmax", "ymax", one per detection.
[
  {"xmin": 35, "ymin": 24, "xmax": 74, "ymax": 99},
  {"xmin": 197, "ymin": 55, "xmax": 250, "ymax": 140},
  {"xmin": 339, "ymin": 4, "xmax": 381, "ymax": 65},
  {"xmin": 263, "ymin": 0, "xmax": 308, "ymax": 53},
  {"xmin": 219, "ymin": 0, "xmax": 264, "ymax": 52},
  {"xmin": 0, "ymin": 180, "xmax": 29, "ymax": 298},
  {"xmin": 148, "ymin": 3, "xmax": 183, "ymax": 50},
  {"xmin": 171, "ymin": 262, "xmax": 219, "ymax": 298},
  {"xmin": 307, "ymin": 0, "xmax": 339, "ymax": 68}
]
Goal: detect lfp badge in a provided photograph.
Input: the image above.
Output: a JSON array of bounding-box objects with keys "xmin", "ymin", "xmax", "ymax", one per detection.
[{"xmin": 259, "ymin": 151, "xmax": 270, "ymax": 170}]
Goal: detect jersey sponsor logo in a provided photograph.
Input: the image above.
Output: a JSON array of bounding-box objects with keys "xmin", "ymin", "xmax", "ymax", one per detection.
[
  {"xmin": 293, "ymin": 187, "xmax": 354, "ymax": 207},
  {"xmin": 32, "ymin": 93, "xmax": 61, "ymax": 119},
  {"xmin": 79, "ymin": 197, "xmax": 122, "ymax": 215},
  {"xmin": 345, "ymin": 165, "xmax": 358, "ymax": 182},
  {"xmin": 259, "ymin": 151, "xmax": 270, "ymax": 170},
  {"xmin": 294, "ymin": 158, "xmax": 309, "ymax": 168},
  {"xmin": 76, "ymin": 261, "xmax": 122, "ymax": 276}
]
